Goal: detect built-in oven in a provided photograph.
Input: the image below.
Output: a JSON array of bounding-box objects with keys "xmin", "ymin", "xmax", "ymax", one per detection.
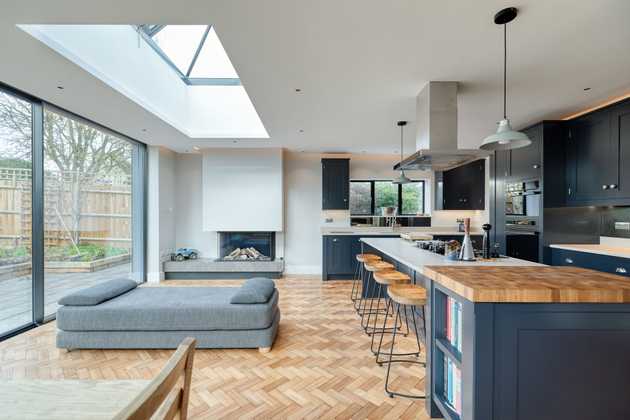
[{"xmin": 505, "ymin": 180, "xmax": 541, "ymax": 216}]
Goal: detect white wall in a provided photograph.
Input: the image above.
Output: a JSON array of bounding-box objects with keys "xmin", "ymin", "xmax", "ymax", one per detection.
[
  {"xmin": 146, "ymin": 146, "xmax": 177, "ymax": 282},
  {"xmin": 202, "ymin": 148, "xmax": 283, "ymax": 232},
  {"xmin": 174, "ymin": 154, "xmax": 216, "ymax": 257}
]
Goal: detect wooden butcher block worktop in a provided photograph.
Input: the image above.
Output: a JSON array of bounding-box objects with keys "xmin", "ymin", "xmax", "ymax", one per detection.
[{"xmin": 423, "ymin": 266, "xmax": 630, "ymax": 303}]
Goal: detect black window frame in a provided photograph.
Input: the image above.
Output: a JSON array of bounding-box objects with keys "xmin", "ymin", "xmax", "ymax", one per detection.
[{"xmin": 350, "ymin": 179, "xmax": 425, "ymax": 216}]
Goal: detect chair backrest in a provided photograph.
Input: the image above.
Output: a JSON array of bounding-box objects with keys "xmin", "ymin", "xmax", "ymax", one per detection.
[{"xmin": 114, "ymin": 337, "xmax": 197, "ymax": 420}]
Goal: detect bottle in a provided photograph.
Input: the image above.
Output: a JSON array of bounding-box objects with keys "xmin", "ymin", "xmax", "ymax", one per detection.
[{"xmin": 459, "ymin": 218, "xmax": 475, "ymax": 261}]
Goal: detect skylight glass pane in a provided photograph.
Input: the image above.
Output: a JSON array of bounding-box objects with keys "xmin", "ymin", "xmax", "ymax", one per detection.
[
  {"xmin": 153, "ymin": 25, "xmax": 206, "ymax": 74},
  {"xmin": 190, "ymin": 27, "xmax": 238, "ymax": 78}
]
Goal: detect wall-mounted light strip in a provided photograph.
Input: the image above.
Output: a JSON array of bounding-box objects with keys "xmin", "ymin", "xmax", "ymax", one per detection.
[{"xmin": 562, "ymin": 92, "xmax": 630, "ymax": 120}]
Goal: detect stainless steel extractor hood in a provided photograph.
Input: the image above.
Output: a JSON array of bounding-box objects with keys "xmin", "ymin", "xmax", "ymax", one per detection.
[{"xmin": 394, "ymin": 81, "xmax": 488, "ymax": 172}]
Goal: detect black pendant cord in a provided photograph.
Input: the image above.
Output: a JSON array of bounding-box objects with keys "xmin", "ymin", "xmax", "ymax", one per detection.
[
  {"xmin": 400, "ymin": 125, "xmax": 404, "ymax": 162},
  {"xmin": 503, "ymin": 23, "xmax": 507, "ymax": 119}
]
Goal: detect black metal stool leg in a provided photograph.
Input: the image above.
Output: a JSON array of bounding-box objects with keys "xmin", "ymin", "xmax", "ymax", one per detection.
[
  {"xmin": 360, "ymin": 271, "xmax": 376, "ymax": 332},
  {"xmin": 383, "ymin": 302, "xmax": 426, "ymax": 399},
  {"xmin": 351, "ymin": 260, "xmax": 361, "ymax": 303}
]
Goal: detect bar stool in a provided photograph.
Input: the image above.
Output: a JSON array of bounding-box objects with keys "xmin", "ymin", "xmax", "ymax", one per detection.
[
  {"xmin": 378, "ymin": 284, "xmax": 427, "ymax": 399},
  {"xmin": 369, "ymin": 270, "xmax": 411, "ymax": 354},
  {"xmin": 352, "ymin": 253, "xmax": 381, "ymax": 311},
  {"xmin": 359, "ymin": 261, "xmax": 395, "ymax": 334}
]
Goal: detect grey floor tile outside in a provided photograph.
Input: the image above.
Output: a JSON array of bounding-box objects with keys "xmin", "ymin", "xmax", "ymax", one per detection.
[{"xmin": 0, "ymin": 264, "xmax": 130, "ymax": 334}]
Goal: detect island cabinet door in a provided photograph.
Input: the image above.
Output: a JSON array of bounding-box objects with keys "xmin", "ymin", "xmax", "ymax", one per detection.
[{"xmin": 492, "ymin": 304, "xmax": 630, "ymax": 420}]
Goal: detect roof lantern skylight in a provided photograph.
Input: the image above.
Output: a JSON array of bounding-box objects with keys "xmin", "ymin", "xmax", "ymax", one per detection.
[{"xmin": 135, "ymin": 24, "xmax": 241, "ymax": 86}]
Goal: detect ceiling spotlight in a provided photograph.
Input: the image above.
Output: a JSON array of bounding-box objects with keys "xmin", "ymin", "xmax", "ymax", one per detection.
[{"xmin": 299, "ymin": 129, "xmax": 304, "ymax": 133}]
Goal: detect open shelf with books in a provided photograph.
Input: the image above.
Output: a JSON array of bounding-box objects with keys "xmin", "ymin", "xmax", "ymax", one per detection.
[{"xmin": 432, "ymin": 287, "xmax": 464, "ymax": 419}]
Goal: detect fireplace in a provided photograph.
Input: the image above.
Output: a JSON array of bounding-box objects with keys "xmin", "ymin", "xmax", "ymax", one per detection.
[{"xmin": 218, "ymin": 232, "xmax": 276, "ymax": 261}]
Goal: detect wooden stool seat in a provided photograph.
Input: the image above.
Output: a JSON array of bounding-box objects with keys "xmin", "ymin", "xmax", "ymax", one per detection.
[
  {"xmin": 387, "ymin": 285, "xmax": 427, "ymax": 306},
  {"xmin": 356, "ymin": 253, "xmax": 381, "ymax": 263},
  {"xmin": 374, "ymin": 271, "xmax": 411, "ymax": 285},
  {"xmin": 364, "ymin": 261, "xmax": 395, "ymax": 272}
]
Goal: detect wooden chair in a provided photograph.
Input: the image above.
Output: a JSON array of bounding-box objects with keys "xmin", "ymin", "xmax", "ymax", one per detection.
[{"xmin": 114, "ymin": 337, "xmax": 197, "ymax": 420}]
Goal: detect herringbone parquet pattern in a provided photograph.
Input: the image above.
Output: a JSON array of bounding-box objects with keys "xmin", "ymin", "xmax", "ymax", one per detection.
[{"xmin": 0, "ymin": 277, "xmax": 429, "ymax": 419}]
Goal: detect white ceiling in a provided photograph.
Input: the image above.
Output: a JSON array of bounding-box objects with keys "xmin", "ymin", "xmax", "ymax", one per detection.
[{"xmin": 1, "ymin": 0, "xmax": 629, "ymax": 154}]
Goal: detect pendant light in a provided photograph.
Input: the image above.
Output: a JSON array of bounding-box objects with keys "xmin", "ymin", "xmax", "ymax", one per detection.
[
  {"xmin": 392, "ymin": 120, "xmax": 412, "ymax": 184},
  {"xmin": 480, "ymin": 7, "xmax": 531, "ymax": 151}
]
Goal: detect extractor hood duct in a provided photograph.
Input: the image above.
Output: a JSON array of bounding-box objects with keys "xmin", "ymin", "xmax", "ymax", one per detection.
[{"xmin": 394, "ymin": 81, "xmax": 488, "ymax": 171}]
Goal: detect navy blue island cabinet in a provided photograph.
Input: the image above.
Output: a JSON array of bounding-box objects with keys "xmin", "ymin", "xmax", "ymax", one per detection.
[{"xmin": 419, "ymin": 265, "xmax": 630, "ymax": 420}]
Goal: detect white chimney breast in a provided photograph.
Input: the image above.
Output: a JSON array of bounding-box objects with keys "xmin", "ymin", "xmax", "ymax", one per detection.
[{"xmin": 202, "ymin": 148, "xmax": 283, "ymax": 232}]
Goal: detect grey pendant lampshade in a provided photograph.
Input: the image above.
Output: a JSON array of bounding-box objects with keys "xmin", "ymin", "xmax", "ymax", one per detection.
[
  {"xmin": 480, "ymin": 7, "xmax": 531, "ymax": 151},
  {"xmin": 480, "ymin": 118, "xmax": 531, "ymax": 151},
  {"xmin": 392, "ymin": 120, "xmax": 412, "ymax": 184}
]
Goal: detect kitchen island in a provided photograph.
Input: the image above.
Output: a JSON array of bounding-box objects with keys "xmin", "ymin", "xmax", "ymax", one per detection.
[{"xmin": 360, "ymin": 237, "xmax": 630, "ymax": 420}]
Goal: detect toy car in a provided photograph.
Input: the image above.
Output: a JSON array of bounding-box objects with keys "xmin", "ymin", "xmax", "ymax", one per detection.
[{"xmin": 173, "ymin": 248, "xmax": 199, "ymax": 261}]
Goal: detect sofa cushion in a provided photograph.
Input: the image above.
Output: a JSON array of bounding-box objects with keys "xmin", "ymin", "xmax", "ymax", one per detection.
[
  {"xmin": 230, "ymin": 277, "xmax": 276, "ymax": 304},
  {"xmin": 58, "ymin": 278, "xmax": 137, "ymax": 306}
]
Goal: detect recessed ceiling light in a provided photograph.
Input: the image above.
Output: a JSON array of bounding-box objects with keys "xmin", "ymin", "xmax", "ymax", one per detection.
[
  {"xmin": 298, "ymin": 129, "xmax": 304, "ymax": 133},
  {"xmin": 295, "ymin": 88, "xmax": 302, "ymax": 93},
  {"xmin": 56, "ymin": 85, "xmax": 64, "ymax": 90},
  {"xmin": 233, "ymin": 140, "xmax": 238, "ymax": 143},
  {"xmin": 141, "ymin": 128, "xmax": 147, "ymax": 132},
  {"xmin": 583, "ymin": 87, "xmax": 591, "ymax": 91},
  {"xmin": 192, "ymin": 146, "xmax": 200, "ymax": 151}
]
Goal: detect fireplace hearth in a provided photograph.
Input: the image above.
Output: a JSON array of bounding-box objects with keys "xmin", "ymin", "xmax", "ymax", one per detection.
[{"xmin": 218, "ymin": 232, "xmax": 275, "ymax": 262}]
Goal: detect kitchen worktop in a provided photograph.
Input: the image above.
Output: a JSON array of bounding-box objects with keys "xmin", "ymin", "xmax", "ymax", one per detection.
[
  {"xmin": 321, "ymin": 226, "xmax": 484, "ymax": 236},
  {"xmin": 360, "ymin": 237, "xmax": 541, "ymax": 272},
  {"xmin": 549, "ymin": 243, "xmax": 630, "ymax": 259},
  {"xmin": 423, "ymin": 265, "xmax": 630, "ymax": 303}
]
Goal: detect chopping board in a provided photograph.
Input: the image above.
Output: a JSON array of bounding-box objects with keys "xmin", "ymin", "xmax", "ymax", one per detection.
[{"xmin": 400, "ymin": 232, "xmax": 434, "ymax": 241}]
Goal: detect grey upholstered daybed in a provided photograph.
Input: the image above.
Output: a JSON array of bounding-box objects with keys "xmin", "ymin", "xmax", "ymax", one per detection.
[{"xmin": 56, "ymin": 278, "xmax": 280, "ymax": 352}]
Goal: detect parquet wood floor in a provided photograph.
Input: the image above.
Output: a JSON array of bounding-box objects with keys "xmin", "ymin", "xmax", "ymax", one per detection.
[{"xmin": 0, "ymin": 277, "xmax": 429, "ymax": 419}]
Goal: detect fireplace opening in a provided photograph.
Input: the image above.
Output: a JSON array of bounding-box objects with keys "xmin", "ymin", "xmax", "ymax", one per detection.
[{"xmin": 218, "ymin": 232, "xmax": 275, "ymax": 261}]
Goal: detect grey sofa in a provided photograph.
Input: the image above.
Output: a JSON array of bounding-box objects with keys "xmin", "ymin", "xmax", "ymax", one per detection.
[{"xmin": 56, "ymin": 278, "xmax": 280, "ymax": 352}]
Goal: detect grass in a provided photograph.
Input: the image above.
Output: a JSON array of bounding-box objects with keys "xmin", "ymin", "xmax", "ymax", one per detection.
[{"xmin": 0, "ymin": 244, "xmax": 129, "ymax": 263}]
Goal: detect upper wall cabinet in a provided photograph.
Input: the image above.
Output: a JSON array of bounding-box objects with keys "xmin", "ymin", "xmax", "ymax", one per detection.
[
  {"xmin": 566, "ymin": 99, "xmax": 630, "ymax": 205},
  {"xmin": 510, "ymin": 124, "xmax": 542, "ymax": 181},
  {"xmin": 322, "ymin": 158, "xmax": 350, "ymax": 210},
  {"xmin": 438, "ymin": 159, "xmax": 485, "ymax": 210}
]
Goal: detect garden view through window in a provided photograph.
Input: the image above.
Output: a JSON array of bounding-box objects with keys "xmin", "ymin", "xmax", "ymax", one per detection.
[
  {"xmin": 350, "ymin": 180, "xmax": 425, "ymax": 216},
  {"xmin": 43, "ymin": 108, "xmax": 133, "ymax": 317}
]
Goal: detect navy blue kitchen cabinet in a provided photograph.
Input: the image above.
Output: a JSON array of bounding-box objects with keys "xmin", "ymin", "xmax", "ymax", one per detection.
[
  {"xmin": 322, "ymin": 158, "xmax": 349, "ymax": 210},
  {"xmin": 566, "ymin": 99, "xmax": 630, "ymax": 205},
  {"xmin": 322, "ymin": 235, "xmax": 354, "ymax": 277},
  {"xmin": 439, "ymin": 159, "xmax": 485, "ymax": 210},
  {"xmin": 550, "ymin": 247, "xmax": 630, "ymax": 277},
  {"xmin": 322, "ymin": 234, "xmax": 399, "ymax": 280}
]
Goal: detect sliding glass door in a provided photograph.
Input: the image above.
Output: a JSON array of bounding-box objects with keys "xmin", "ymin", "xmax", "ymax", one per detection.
[
  {"xmin": 43, "ymin": 108, "xmax": 136, "ymax": 317},
  {"xmin": 0, "ymin": 89, "xmax": 34, "ymax": 336},
  {"xmin": 0, "ymin": 84, "xmax": 146, "ymax": 338}
]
